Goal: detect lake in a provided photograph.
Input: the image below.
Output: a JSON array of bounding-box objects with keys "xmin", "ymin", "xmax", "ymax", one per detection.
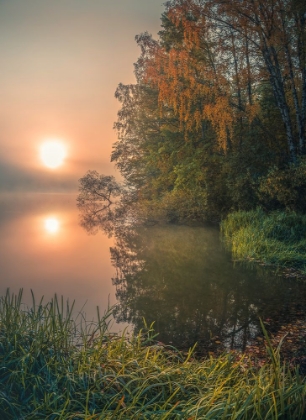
[
  {"xmin": 1, "ymin": 193, "xmax": 306, "ymax": 353},
  {"xmin": 0, "ymin": 193, "xmax": 117, "ymax": 323}
]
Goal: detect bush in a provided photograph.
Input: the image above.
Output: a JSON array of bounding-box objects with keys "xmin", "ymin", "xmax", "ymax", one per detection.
[{"xmin": 258, "ymin": 160, "xmax": 306, "ymax": 212}]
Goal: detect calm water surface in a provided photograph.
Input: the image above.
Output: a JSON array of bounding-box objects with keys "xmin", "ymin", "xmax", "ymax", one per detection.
[
  {"xmin": 0, "ymin": 193, "xmax": 116, "ymax": 322},
  {"xmin": 1, "ymin": 193, "xmax": 306, "ymax": 352}
]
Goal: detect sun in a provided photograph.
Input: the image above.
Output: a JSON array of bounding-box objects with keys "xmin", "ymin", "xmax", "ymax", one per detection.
[{"xmin": 40, "ymin": 140, "xmax": 67, "ymax": 169}]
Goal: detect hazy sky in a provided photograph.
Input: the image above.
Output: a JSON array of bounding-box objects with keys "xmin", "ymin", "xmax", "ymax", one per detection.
[{"xmin": 0, "ymin": 0, "xmax": 164, "ymax": 191}]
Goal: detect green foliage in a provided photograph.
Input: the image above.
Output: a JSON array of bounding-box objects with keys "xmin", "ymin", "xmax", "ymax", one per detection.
[
  {"xmin": 1, "ymin": 290, "xmax": 306, "ymax": 419},
  {"xmin": 258, "ymin": 160, "xmax": 306, "ymax": 212},
  {"xmin": 79, "ymin": 1, "xmax": 305, "ymax": 225},
  {"xmin": 110, "ymin": 0, "xmax": 306, "ymax": 224},
  {"xmin": 222, "ymin": 209, "xmax": 306, "ymax": 271}
]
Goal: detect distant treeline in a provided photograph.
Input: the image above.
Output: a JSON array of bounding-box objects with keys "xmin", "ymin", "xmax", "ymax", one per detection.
[{"xmin": 110, "ymin": 0, "xmax": 306, "ymax": 222}]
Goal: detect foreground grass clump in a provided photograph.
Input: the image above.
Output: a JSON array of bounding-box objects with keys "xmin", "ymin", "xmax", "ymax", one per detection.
[
  {"xmin": 0, "ymin": 290, "xmax": 306, "ymax": 419},
  {"xmin": 221, "ymin": 209, "xmax": 306, "ymax": 272}
]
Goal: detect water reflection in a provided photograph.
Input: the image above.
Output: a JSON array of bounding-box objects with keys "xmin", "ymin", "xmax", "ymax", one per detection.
[
  {"xmin": 78, "ymin": 197, "xmax": 306, "ymax": 353},
  {"xmin": 0, "ymin": 193, "xmax": 118, "ymax": 323},
  {"xmin": 2, "ymin": 192, "xmax": 305, "ymax": 355},
  {"xmin": 44, "ymin": 217, "xmax": 60, "ymax": 234},
  {"xmin": 109, "ymin": 225, "xmax": 306, "ymax": 353}
]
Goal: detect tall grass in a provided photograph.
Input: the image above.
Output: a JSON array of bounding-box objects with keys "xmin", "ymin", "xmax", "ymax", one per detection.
[
  {"xmin": 0, "ymin": 289, "xmax": 305, "ymax": 419},
  {"xmin": 221, "ymin": 209, "xmax": 306, "ymax": 272}
]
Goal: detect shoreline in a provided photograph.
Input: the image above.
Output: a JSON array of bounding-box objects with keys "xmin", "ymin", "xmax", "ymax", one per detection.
[{"xmin": 1, "ymin": 290, "xmax": 306, "ymax": 418}]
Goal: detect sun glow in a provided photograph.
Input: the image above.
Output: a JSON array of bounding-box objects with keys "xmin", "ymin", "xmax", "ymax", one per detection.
[
  {"xmin": 44, "ymin": 218, "xmax": 60, "ymax": 234},
  {"xmin": 40, "ymin": 140, "xmax": 67, "ymax": 169}
]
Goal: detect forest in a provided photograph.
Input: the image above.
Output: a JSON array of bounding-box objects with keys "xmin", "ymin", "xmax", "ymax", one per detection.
[
  {"xmin": 109, "ymin": 0, "xmax": 306, "ymax": 223},
  {"xmin": 77, "ymin": 0, "xmax": 306, "ymax": 273}
]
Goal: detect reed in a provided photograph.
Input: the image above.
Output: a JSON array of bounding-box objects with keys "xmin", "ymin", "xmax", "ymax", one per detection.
[
  {"xmin": 0, "ymin": 289, "xmax": 305, "ymax": 419},
  {"xmin": 221, "ymin": 209, "xmax": 306, "ymax": 272}
]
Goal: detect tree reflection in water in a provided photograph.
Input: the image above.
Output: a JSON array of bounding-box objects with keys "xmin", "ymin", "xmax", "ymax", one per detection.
[{"xmin": 78, "ymin": 192, "xmax": 306, "ymax": 354}]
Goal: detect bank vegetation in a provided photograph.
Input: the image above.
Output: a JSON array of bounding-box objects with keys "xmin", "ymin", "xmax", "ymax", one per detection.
[{"xmin": 1, "ymin": 290, "xmax": 306, "ymax": 419}]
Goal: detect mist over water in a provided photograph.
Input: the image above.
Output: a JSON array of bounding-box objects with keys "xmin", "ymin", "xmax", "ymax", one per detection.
[
  {"xmin": 109, "ymin": 224, "xmax": 306, "ymax": 353},
  {"xmin": 1, "ymin": 192, "xmax": 306, "ymax": 353},
  {"xmin": 0, "ymin": 193, "xmax": 117, "ymax": 323}
]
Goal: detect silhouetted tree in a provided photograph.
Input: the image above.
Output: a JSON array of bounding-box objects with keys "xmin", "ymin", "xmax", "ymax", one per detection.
[{"xmin": 77, "ymin": 170, "xmax": 121, "ymax": 235}]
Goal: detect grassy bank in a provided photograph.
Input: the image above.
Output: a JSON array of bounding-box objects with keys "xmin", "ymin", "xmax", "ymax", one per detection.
[
  {"xmin": 0, "ymin": 290, "xmax": 306, "ymax": 419},
  {"xmin": 221, "ymin": 209, "xmax": 306, "ymax": 273}
]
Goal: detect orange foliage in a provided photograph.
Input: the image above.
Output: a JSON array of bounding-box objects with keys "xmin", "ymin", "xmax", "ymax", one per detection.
[{"xmin": 140, "ymin": 1, "xmax": 261, "ymax": 151}]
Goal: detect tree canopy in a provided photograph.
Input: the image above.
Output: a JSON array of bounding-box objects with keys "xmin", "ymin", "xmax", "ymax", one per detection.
[{"xmin": 80, "ymin": 0, "xmax": 306, "ymax": 224}]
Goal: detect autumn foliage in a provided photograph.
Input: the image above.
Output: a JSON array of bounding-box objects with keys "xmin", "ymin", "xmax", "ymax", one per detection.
[{"xmin": 112, "ymin": 0, "xmax": 306, "ymax": 221}]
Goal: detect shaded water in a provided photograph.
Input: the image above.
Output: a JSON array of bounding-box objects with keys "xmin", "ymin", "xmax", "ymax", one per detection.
[
  {"xmin": 1, "ymin": 193, "xmax": 306, "ymax": 352},
  {"xmin": 110, "ymin": 224, "xmax": 306, "ymax": 354}
]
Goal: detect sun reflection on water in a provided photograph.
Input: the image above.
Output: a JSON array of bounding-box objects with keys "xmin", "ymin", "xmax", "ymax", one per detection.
[{"xmin": 44, "ymin": 217, "xmax": 60, "ymax": 234}]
